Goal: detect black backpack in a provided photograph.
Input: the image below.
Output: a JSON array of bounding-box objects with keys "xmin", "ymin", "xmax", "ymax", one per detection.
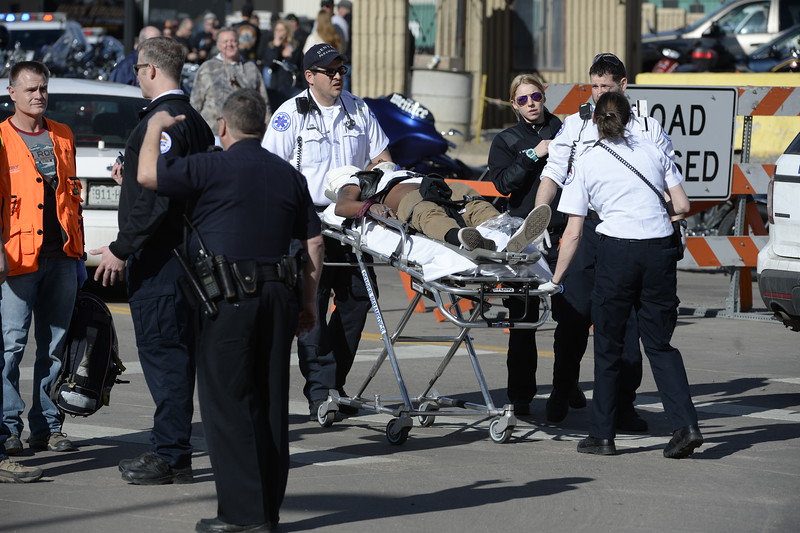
[{"xmin": 51, "ymin": 291, "xmax": 126, "ymax": 417}]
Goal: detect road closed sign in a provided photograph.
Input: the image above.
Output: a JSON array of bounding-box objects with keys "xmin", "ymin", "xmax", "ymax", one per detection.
[{"xmin": 626, "ymin": 86, "xmax": 738, "ymax": 201}]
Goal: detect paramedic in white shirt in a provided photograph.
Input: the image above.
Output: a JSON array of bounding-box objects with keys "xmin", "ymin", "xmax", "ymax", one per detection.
[
  {"xmin": 262, "ymin": 43, "xmax": 391, "ymax": 420},
  {"xmin": 547, "ymin": 90, "xmax": 702, "ymax": 460},
  {"xmin": 533, "ymin": 53, "xmax": 674, "ymax": 429}
]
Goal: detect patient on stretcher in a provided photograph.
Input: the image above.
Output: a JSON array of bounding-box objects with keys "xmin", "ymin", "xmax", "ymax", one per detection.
[{"xmin": 330, "ymin": 165, "xmax": 551, "ymax": 253}]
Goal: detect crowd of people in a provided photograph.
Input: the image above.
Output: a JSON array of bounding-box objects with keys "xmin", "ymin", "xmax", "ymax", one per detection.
[{"xmin": 0, "ymin": 4, "xmax": 704, "ymax": 531}]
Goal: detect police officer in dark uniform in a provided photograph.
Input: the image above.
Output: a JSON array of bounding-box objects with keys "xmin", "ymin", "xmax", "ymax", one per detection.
[
  {"xmin": 137, "ymin": 88, "xmax": 323, "ymax": 533},
  {"xmin": 92, "ymin": 36, "xmax": 214, "ymax": 484}
]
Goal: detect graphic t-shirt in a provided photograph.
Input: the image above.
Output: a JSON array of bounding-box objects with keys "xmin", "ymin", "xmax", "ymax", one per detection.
[{"xmin": 16, "ymin": 125, "xmax": 66, "ymax": 256}]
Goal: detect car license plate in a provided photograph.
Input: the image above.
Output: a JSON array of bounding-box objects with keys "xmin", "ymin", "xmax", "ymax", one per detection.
[{"xmin": 88, "ymin": 183, "xmax": 120, "ymax": 208}]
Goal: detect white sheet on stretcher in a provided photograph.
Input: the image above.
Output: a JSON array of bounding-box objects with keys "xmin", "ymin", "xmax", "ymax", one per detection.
[{"xmin": 322, "ymin": 206, "xmax": 552, "ymax": 282}]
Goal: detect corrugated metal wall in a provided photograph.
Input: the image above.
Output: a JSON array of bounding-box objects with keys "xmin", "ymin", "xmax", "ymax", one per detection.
[
  {"xmin": 482, "ymin": 0, "xmax": 514, "ymax": 129},
  {"xmin": 352, "ymin": 0, "xmax": 409, "ymax": 97},
  {"xmin": 543, "ymin": 0, "xmax": 628, "ymax": 85},
  {"xmin": 350, "ymin": 0, "xmax": 703, "ymax": 135}
]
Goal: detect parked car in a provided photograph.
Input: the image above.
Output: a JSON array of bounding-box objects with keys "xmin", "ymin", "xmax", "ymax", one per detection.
[
  {"xmin": 0, "ymin": 78, "xmax": 147, "ymax": 267},
  {"xmin": 757, "ymin": 132, "xmax": 800, "ymax": 332},
  {"xmin": 737, "ymin": 23, "xmax": 800, "ymax": 71},
  {"xmin": 641, "ymin": 0, "xmax": 800, "ymax": 71}
]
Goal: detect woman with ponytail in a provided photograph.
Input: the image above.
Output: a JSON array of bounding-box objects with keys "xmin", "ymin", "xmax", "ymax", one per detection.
[{"xmin": 548, "ymin": 90, "xmax": 703, "ymax": 460}]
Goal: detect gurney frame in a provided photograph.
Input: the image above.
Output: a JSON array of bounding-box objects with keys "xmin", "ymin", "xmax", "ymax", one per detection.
[{"xmin": 317, "ymin": 216, "xmax": 551, "ymax": 445}]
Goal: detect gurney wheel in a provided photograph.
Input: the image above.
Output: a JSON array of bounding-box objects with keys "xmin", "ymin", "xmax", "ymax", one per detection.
[
  {"xmin": 386, "ymin": 418, "xmax": 410, "ymax": 446},
  {"xmin": 317, "ymin": 404, "xmax": 335, "ymax": 427},
  {"xmin": 417, "ymin": 401, "xmax": 438, "ymax": 427},
  {"xmin": 489, "ymin": 418, "xmax": 513, "ymax": 444}
]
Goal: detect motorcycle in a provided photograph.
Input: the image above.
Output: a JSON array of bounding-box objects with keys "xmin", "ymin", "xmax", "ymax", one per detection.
[
  {"xmin": 0, "ymin": 42, "xmax": 27, "ymax": 78},
  {"xmin": 651, "ymin": 47, "xmax": 684, "ymax": 73},
  {"xmin": 650, "ymin": 24, "xmax": 737, "ymax": 74},
  {"xmin": 686, "ymin": 195, "xmax": 768, "ymax": 237},
  {"xmin": 673, "ymin": 39, "xmax": 737, "ymax": 72},
  {"xmin": 363, "ymin": 92, "xmax": 485, "ymax": 179},
  {"xmin": 771, "ymin": 45, "xmax": 799, "ymax": 72},
  {"xmin": 42, "ymin": 32, "xmax": 124, "ymax": 80}
]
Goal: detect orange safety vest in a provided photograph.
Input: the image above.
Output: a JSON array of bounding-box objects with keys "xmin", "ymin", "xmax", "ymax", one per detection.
[{"xmin": 0, "ymin": 117, "xmax": 83, "ymax": 276}]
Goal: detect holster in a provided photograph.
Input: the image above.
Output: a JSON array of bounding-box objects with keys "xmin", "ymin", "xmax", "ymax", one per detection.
[
  {"xmin": 278, "ymin": 255, "xmax": 298, "ymax": 289},
  {"xmin": 231, "ymin": 260, "xmax": 258, "ymax": 295}
]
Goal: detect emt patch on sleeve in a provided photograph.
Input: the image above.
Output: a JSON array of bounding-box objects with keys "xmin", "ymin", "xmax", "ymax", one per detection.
[
  {"xmin": 272, "ymin": 112, "xmax": 291, "ymax": 132},
  {"xmin": 160, "ymin": 132, "xmax": 172, "ymax": 154}
]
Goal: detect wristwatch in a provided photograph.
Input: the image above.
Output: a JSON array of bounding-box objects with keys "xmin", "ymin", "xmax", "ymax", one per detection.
[{"xmin": 524, "ymin": 148, "xmax": 539, "ymax": 162}]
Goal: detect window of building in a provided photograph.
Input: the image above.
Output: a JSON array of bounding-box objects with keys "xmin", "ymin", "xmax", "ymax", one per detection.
[{"xmin": 512, "ymin": 0, "xmax": 565, "ymax": 71}]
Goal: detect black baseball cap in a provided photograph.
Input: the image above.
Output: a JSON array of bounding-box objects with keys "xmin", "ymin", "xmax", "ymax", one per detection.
[{"xmin": 304, "ymin": 43, "xmax": 347, "ymax": 71}]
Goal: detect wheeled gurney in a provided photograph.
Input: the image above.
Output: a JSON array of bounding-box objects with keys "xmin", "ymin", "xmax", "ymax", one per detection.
[{"xmin": 315, "ymin": 207, "xmax": 552, "ymax": 445}]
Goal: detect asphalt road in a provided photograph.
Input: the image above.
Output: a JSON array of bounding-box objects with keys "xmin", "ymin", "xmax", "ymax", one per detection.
[{"xmin": 1, "ymin": 269, "xmax": 798, "ymax": 533}]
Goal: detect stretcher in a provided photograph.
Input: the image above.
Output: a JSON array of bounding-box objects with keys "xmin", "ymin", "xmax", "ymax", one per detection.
[{"xmin": 316, "ymin": 207, "xmax": 552, "ymax": 445}]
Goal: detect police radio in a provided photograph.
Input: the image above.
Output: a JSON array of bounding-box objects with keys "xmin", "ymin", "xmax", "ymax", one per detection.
[
  {"xmin": 194, "ymin": 250, "xmax": 221, "ymax": 301},
  {"xmin": 295, "ymin": 96, "xmax": 311, "ymax": 115},
  {"xmin": 579, "ymin": 102, "xmax": 592, "ymax": 120}
]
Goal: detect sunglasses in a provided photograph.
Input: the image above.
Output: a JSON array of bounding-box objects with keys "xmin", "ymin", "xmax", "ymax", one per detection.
[
  {"xmin": 310, "ymin": 65, "xmax": 348, "ymax": 78},
  {"xmin": 592, "ymin": 53, "xmax": 623, "ymax": 66},
  {"xmin": 515, "ymin": 92, "xmax": 543, "ymax": 106},
  {"xmin": 132, "ymin": 63, "xmax": 153, "ymax": 74}
]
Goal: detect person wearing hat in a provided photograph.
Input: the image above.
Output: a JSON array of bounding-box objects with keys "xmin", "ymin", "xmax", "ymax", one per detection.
[{"xmin": 262, "ymin": 43, "xmax": 391, "ymax": 421}]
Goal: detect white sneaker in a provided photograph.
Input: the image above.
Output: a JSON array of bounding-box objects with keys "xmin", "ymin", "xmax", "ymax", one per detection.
[
  {"xmin": 0, "ymin": 457, "xmax": 43, "ymax": 483},
  {"xmin": 457, "ymin": 227, "xmax": 496, "ymax": 251},
  {"xmin": 506, "ymin": 204, "xmax": 551, "ymax": 252}
]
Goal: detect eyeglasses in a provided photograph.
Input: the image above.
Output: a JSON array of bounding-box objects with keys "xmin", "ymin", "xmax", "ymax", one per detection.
[
  {"xmin": 592, "ymin": 53, "xmax": 623, "ymax": 66},
  {"xmin": 515, "ymin": 92, "xmax": 543, "ymax": 106},
  {"xmin": 310, "ymin": 65, "xmax": 348, "ymax": 78},
  {"xmin": 132, "ymin": 63, "xmax": 153, "ymax": 74}
]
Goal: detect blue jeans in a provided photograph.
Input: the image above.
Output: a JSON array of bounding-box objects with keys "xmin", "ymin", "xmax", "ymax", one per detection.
[
  {"xmin": 0, "ymin": 301, "xmax": 7, "ymax": 460},
  {"xmin": 2, "ymin": 257, "xmax": 77, "ymax": 439}
]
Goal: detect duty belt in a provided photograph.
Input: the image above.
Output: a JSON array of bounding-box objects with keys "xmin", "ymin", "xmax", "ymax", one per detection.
[
  {"xmin": 255, "ymin": 263, "xmax": 283, "ymax": 282},
  {"xmin": 598, "ymin": 234, "xmax": 672, "ymax": 245}
]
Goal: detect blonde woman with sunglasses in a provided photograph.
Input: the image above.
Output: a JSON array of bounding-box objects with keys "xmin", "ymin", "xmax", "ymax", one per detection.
[{"xmin": 486, "ymin": 74, "xmax": 563, "ymax": 418}]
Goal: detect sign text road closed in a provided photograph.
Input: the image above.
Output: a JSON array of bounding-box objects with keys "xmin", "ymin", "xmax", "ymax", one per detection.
[{"xmin": 627, "ymin": 86, "xmax": 737, "ymax": 201}]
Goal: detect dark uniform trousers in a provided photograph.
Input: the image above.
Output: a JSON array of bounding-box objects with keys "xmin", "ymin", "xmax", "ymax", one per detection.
[
  {"xmin": 550, "ymin": 217, "xmax": 643, "ymax": 412},
  {"xmin": 505, "ymin": 296, "xmax": 540, "ymax": 404},
  {"xmin": 591, "ymin": 235, "xmax": 698, "ymax": 439},
  {"xmin": 128, "ymin": 255, "xmax": 195, "ymax": 469},
  {"xmin": 196, "ymin": 280, "xmax": 297, "ymax": 526},
  {"xmin": 297, "ymin": 235, "xmax": 375, "ymax": 402}
]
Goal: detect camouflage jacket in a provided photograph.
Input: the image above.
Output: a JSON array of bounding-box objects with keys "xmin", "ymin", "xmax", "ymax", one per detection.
[{"xmin": 190, "ymin": 57, "xmax": 269, "ymax": 135}]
